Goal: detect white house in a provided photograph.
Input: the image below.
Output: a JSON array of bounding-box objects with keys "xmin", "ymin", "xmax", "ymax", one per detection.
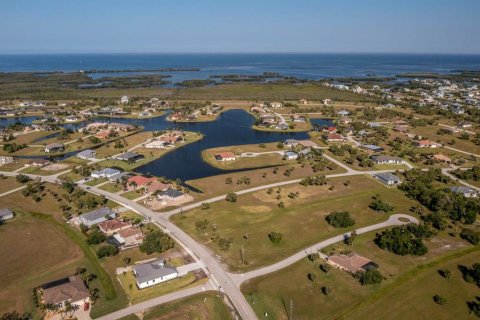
[
  {"xmin": 133, "ymin": 260, "xmax": 178, "ymax": 289},
  {"xmin": 283, "ymin": 151, "xmax": 298, "ymax": 160},
  {"xmin": 78, "ymin": 207, "xmax": 116, "ymax": 228},
  {"xmin": 120, "ymin": 96, "xmax": 129, "ymax": 104},
  {"xmin": 270, "ymin": 101, "xmax": 283, "ymax": 109},
  {"xmin": 44, "ymin": 143, "xmax": 65, "ymax": 153},
  {"xmin": 145, "ymin": 140, "xmax": 169, "ymax": 149},
  {"xmin": 91, "ymin": 168, "xmax": 121, "ymax": 179},
  {"xmin": 374, "ymin": 172, "xmax": 402, "ymax": 186},
  {"xmin": 77, "ymin": 149, "xmax": 97, "ymax": 160},
  {"xmin": 0, "ymin": 156, "xmax": 14, "ymax": 165}
]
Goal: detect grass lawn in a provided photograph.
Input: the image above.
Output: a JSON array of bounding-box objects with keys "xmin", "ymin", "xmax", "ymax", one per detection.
[
  {"xmin": 94, "ymin": 131, "xmax": 154, "ymax": 158},
  {"xmin": 99, "ymin": 182, "xmax": 124, "ymax": 193},
  {"xmin": 85, "ymin": 177, "xmax": 108, "ymax": 186},
  {"xmin": 0, "ymin": 159, "xmax": 30, "ymax": 172},
  {"xmin": 202, "ymin": 143, "xmax": 293, "ymax": 170},
  {"xmin": 0, "ymin": 212, "xmax": 86, "ymax": 315},
  {"xmin": 412, "ymin": 125, "xmax": 480, "ymax": 155},
  {"xmin": 0, "ymin": 176, "xmax": 22, "ymax": 193},
  {"xmin": 118, "ymin": 271, "xmax": 206, "ymax": 304},
  {"xmin": 172, "ymin": 175, "xmax": 421, "ymax": 272},
  {"xmin": 121, "ymin": 190, "xmax": 144, "ymax": 200},
  {"xmin": 122, "ymin": 292, "xmax": 234, "ymax": 320},
  {"xmin": 241, "ymin": 228, "xmax": 475, "ymax": 320},
  {"xmin": 187, "ymin": 159, "xmax": 346, "ymax": 201},
  {"xmin": 12, "ymin": 130, "xmax": 60, "ymax": 145}
]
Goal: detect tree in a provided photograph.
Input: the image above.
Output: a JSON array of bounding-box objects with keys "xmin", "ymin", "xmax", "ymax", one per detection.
[
  {"xmin": 96, "ymin": 244, "xmax": 118, "ymax": 258},
  {"xmin": 375, "ymin": 223, "xmax": 432, "ymax": 256},
  {"xmin": 195, "ymin": 219, "xmax": 210, "ymax": 232},
  {"xmin": 369, "ymin": 198, "xmax": 394, "ymax": 212},
  {"xmin": 433, "ymin": 294, "xmax": 447, "ymax": 305},
  {"xmin": 225, "ymin": 177, "xmax": 232, "ymax": 185},
  {"xmin": 325, "ymin": 211, "xmax": 355, "ymax": 228},
  {"xmin": 322, "ymin": 286, "xmax": 333, "ymax": 298},
  {"xmin": 1, "ymin": 311, "xmax": 31, "ymax": 320},
  {"xmin": 268, "ymin": 232, "xmax": 283, "ymax": 244},
  {"xmin": 139, "ymin": 230, "xmax": 175, "ymax": 254},
  {"xmin": 460, "ymin": 228, "xmax": 480, "ymax": 245},
  {"xmin": 16, "ymin": 174, "xmax": 30, "ymax": 183},
  {"xmin": 201, "ymin": 202, "xmax": 210, "ymax": 210},
  {"xmin": 225, "ymin": 192, "xmax": 237, "ymax": 202},
  {"xmin": 308, "ymin": 272, "xmax": 317, "ymax": 283},
  {"xmin": 86, "ymin": 228, "xmax": 106, "ymax": 245},
  {"xmin": 439, "ymin": 269, "xmax": 451, "ymax": 279},
  {"xmin": 320, "ymin": 263, "xmax": 331, "ymax": 273},
  {"xmin": 359, "ymin": 269, "xmax": 383, "ymax": 285}
]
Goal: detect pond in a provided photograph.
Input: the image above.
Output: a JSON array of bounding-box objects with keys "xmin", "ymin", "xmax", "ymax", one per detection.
[{"xmin": 5, "ymin": 110, "xmax": 334, "ymax": 182}]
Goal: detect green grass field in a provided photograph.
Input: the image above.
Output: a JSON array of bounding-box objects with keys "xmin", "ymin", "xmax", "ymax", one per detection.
[
  {"xmin": 241, "ymin": 228, "xmax": 475, "ymax": 320},
  {"xmin": 172, "ymin": 175, "xmax": 421, "ymax": 272}
]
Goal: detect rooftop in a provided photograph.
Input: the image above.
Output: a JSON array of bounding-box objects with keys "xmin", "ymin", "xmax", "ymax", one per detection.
[{"xmin": 133, "ymin": 260, "xmax": 177, "ymax": 284}]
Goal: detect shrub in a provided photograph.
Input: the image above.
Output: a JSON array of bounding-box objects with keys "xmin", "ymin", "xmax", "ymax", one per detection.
[
  {"xmin": 325, "ymin": 211, "xmax": 355, "ymax": 228},
  {"xmin": 16, "ymin": 174, "xmax": 31, "ymax": 183},
  {"xmin": 369, "ymin": 198, "xmax": 394, "ymax": 212},
  {"xmin": 96, "ymin": 244, "xmax": 118, "ymax": 258},
  {"xmin": 359, "ymin": 268, "xmax": 383, "ymax": 285},
  {"xmin": 225, "ymin": 192, "xmax": 237, "ymax": 202},
  {"xmin": 139, "ymin": 230, "xmax": 175, "ymax": 254},
  {"xmin": 460, "ymin": 228, "xmax": 480, "ymax": 245},
  {"xmin": 268, "ymin": 232, "xmax": 283, "ymax": 244},
  {"xmin": 433, "ymin": 294, "xmax": 447, "ymax": 305}
]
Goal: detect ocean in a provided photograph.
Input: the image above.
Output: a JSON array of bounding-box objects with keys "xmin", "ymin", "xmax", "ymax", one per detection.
[{"xmin": 1, "ymin": 53, "xmax": 480, "ymax": 84}]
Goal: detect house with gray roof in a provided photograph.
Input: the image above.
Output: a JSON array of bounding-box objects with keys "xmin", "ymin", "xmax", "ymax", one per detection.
[
  {"xmin": 44, "ymin": 143, "xmax": 65, "ymax": 153},
  {"xmin": 449, "ymin": 186, "xmax": 478, "ymax": 198},
  {"xmin": 133, "ymin": 260, "xmax": 178, "ymax": 289},
  {"xmin": 77, "ymin": 149, "xmax": 96, "ymax": 160},
  {"xmin": 114, "ymin": 152, "xmax": 145, "ymax": 163},
  {"xmin": 78, "ymin": 207, "xmax": 116, "ymax": 227},
  {"xmin": 0, "ymin": 208, "xmax": 14, "ymax": 222},
  {"xmin": 157, "ymin": 188, "xmax": 185, "ymax": 201},
  {"xmin": 374, "ymin": 172, "xmax": 402, "ymax": 186}
]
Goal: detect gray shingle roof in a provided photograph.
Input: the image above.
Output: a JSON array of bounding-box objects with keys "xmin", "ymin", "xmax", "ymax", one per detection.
[
  {"xmin": 375, "ymin": 172, "xmax": 401, "ymax": 182},
  {"xmin": 133, "ymin": 260, "xmax": 178, "ymax": 284},
  {"xmin": 79, "ymin": 207, "xmax": 116, "ymax": 222}
]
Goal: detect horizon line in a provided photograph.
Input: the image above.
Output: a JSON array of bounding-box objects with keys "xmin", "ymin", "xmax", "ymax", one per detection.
[{"xmin": 1, "ymin": 51, "xmax": 480, "ymax": 56}]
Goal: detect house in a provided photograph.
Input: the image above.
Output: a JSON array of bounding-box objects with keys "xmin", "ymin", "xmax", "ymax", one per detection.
[
  {"xmin": 283, "ymin": 151, "xmax": 298, "ymax": 160},
  {"xmin": 145, "ymin": 181, "xmax": 172, "ymax": 195},
  {"xmin": 337, "ymin": 110, "xmax": 351, "ymax": 116},
  {"xmin": 327, "ymin": 252, "xmax": 378, "ymax": 274},
  {"xmin": 91, "ymin": 168, "xmax": 121, "ymax": 179},
  {"xmin": 108, "ymin": 172, "xmax": 130, "ymax": 182},
  {"xmin": 78, "ymin": 207, "xmax": 117, "ymax": 227},
  {"xmin": 458, "ymin": 121, "xmax": 473, "ymax": 129},
  {"xmin": 339, "ymin": 117, "xmax": 352, "ymax": 125},
  {"xmin": 270, "ymin": 101, "xmax": 283, "ymax": 109},
  {"xmin": 145, "ymin": 140, "xmax": 169, "ymax": 149},
  {"xmin": 28, "ymin": 159, "xmax": 50, "ymax": 167},
  {"xmin": 44, "ymin": 143, "xmax": 65, "ymax": 153},
  {"xmin": 449, "ymin": 186, "xmax": 478, "ymax": 198},
  {"xmin": 327, "ymin": 134, "xmax": 345, "ymax": 142},
  {"xmin": 282, "ymin": 139, "xmax": 298, "ymax": 148},
  {"xmin": 430, "ymin": 154, "xmax": 452, "ymax": 164},
  {"xmin": 77, "ymin": 149, "xmax": 97, "ymax": 160},
  {"xmin": 157, "ymin": 188, "xmax": 185, "ymax": 201},
  {"xmin": 415, "ymin": 140, "xmax": 442, "ymax": 148},
  {"xmin": 322, "ymin": 99, "xmax": 332, "ymax": 105},
  {"xmin": 0, "ymin": 208, "xmax": 14, "ymax": 222},
  {"xmin": 361, "ymin": 144, "xmax": 385, "ymax": 153},
  {"xmin": 95, "ymin": 130, "xmax": 111, "ymax": 139},
  {"xmin": 127, "ymin": 175, "xmax": 157, "ymax": 190},
  {"xmin": 98, "ymin": 219, "xmax": 132, "ymax": 235},
  {"xmin": 41, "ymin": 276, "xmax": 90, "ymax": 310},
  {"xmin": 109, "ymin": 123, "xmax": 135, "ymax": 132},
  {"xmin": 367, "ymin": 122, "xmax": 382, "ymax": 128},
  {"xmin": 374, "ymin": 172, "xmax": 402, "ymax": 186},
  {"xmin": 298, "ymin": 99, "xmax": 308, "ymax": 105},
  {"xmin": 112, "ymin": 226, "xmax": 143, "ymax": 248},
  {"xmin": 133, "ymin": 259, "xmax": 178, "ymax": 289},
  {"xmin": 276, "ymin": 123, "xmax": 289, "ymax": 130},
  {"xmin": 114, "ymin": 152, "xmax": 145, "ymax": 162},
  {"xmin": 370, "ymin": 155, "xmax": 405, "ymax": 165},
  {"xmin": 120, "ymin": 96, "xmax": 129, "ymax": 104},
  {"xmin": 0, "ymin": 156, "xmax": 14, "ymax": 165},
  {"xmin": 215, "ymin": 152, "xmax": 236, "ymax": 161}
]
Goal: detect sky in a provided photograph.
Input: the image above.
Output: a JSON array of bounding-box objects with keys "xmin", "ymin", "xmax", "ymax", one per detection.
[{"xmin": 0, "ymin": 0, "xmax": 479, "ymax": 54}]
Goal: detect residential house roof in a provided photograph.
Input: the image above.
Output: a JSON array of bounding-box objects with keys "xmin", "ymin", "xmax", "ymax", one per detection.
[
  {"xmin": 127, "ymin": 175, "xmax": 157, "ymax": 187},
  {"xmin": 158, "ymin": 188, "xmax": 184, "ymax": 199},
  {"xmin": 133, "ymin": 260, "xmax": 178, "ymax": 284},
  {"xmin": 42, "ymin": 276, "xmax": 90, "ymax": 305},
  {"xmin": 0, "ymin": 208, "xmax": 14, "ymax": 219},
  {"xmin": 375, "ymin": 172, "xmax": 401, "ymax": 183},
  {"xmin": 80, "ymin": 207, "xmax": 116, "ymax": 223},
  {"xmin": 328, "ymin": 252, "xmax": 377, "ymax": 273},
  {"xmin": 98, "ymin": 219, "xmax": 131, "ymax": 233}
]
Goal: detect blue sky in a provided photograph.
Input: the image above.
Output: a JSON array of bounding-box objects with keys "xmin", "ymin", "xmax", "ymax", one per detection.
[{"xmin": 0, "ymin": 0, "xmax": 479, "ymax": 54}]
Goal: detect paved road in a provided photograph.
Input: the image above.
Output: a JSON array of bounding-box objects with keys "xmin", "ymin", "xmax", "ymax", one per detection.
[
  {"xmin": 442, "ymin": 168, "xmax": 480, "ymax": 192},
  {"xmin": 444, "ymin": 145, "xmax": 480, "ymax": 158},
  {"xmin": 96, "ymin": 283, "xmax": 216, "ymax": 320},
  {"xmin": 228, "ymin": 214, "xmax": 418, "ymax": 286}
]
